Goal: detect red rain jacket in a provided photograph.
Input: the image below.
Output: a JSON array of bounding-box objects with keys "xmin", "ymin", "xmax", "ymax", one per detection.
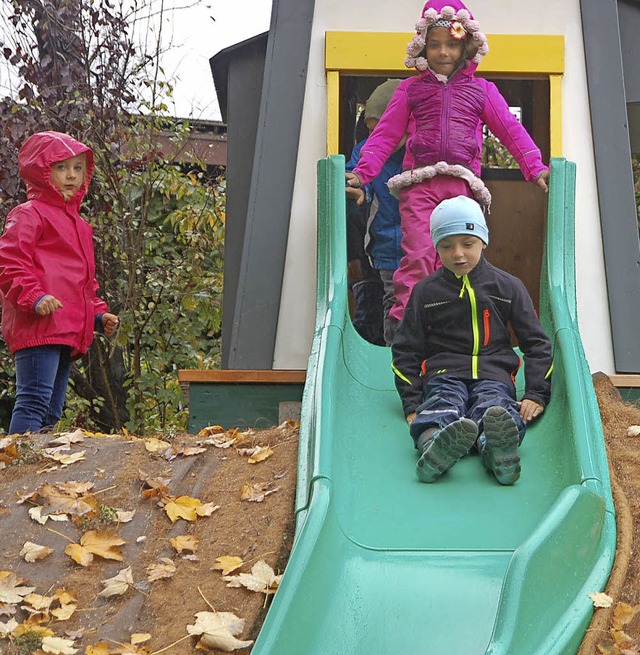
[{"xmin": 0, "ymin": 131, "xmax": 108, "ymax": 358}]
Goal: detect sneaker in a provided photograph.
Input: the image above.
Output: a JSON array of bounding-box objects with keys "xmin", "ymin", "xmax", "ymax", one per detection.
[
  {"xmin": 416, "ymin": 418, "xmax": 478, "ymax": 483},
  {"xmin": 481, "ymin": 406, "xmax": 521, "ymax": 485}
]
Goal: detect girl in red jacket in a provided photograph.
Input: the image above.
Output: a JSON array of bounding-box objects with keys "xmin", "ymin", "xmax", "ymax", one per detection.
[{"xmin": 0, "ymin": 131, "xmax": 118, "ymax": 434}]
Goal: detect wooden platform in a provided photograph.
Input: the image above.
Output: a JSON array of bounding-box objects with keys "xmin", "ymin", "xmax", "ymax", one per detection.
[
  {"xmin": 608, "ymin": 374, "xmax": 640, "ymax": 403},
  {"xmin": 178, "ymin": 369, "xmax": 307, "ymax": 432}
]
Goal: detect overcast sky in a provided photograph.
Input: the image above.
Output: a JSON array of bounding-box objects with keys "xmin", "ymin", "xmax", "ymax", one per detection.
[
  {"xmin": 157, "ymin": 0, "xmax": 273, "ymax": 121},
  {"xmin": 0, "ymin": 1, "xmax": 271, "ymax": 123}
]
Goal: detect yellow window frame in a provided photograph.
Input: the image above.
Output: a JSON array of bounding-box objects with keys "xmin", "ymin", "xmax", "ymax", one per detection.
[{"xmin": 325, "ymin": 31, "xmax": 564, "ymax": 157}]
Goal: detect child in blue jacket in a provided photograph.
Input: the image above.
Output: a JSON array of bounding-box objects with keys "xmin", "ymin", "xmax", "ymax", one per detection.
[{"xmin": 346, "ymin": 79, "xmax": 405, "ymax": 345}]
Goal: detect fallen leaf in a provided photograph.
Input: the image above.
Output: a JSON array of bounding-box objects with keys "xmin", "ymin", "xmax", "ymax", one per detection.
[
  {"xmin": 237, "ymin": 445, "xmax": 274, "ymax": 463},
  {"xmin": 177, "ymin": 446, "xmax": 207, "ymax": 456},
  {"xmin": 162, "ymin": 496, "xmax": 203, "ymax": 523},
  {"xmin": 144, "ymin": 437, "xmax": 172, "ymax": 453},
  {"xmin": 223, "ymin": 560, "xmax": 282, "ymax": 595},
  {"xmin": 41, "ymin": 635, "xmax": 78, "ymax": 654},
  {"xmin": 170, "ymin": 535, "xmax": 200, "ymax": 553},
  {"xmin": 196, "ymin": 425, "xmax": 225, "ymax": 438},
  {"xmin": 0, "ymin": 571, "xmax": 36, "ymax": 603},
  {"xmin": 130, "ymin": 633, "xmax": 151, "ymax": 645},
  {"xmin": 145, "ymin": 558, "xmax": 176, "ymax": 582},
  {"xmin": 99, "ymin": 567, "xmax": 134, "ymax": 598},
  {"xmin": 212, "ymin": 556, "xmax": 244, "ymax": 576},
  {"xmin": 204, "ymin": 433, "xmax": 238, "ymax": 448},
  {"xmin": 240, "ymin": 482, "xmax": 280, "ymax": 502},
  {"xmin": 110, "ymin": 642, "xmax": 150, "ymax": 654},
  {"xmin": 85, "ymin": 642, "xmax": 111, "ymax": 655},
  {"xmin": 64, "ymin": 530, "xmax": 125, "ymax": 566},
  {"xmin": 20, "ymin": 541, "xmax": 54, "ymax": 562},
  {"xmin": 31, "ymin": 481, "xmax": 98, "ymax": 517},
  {"xmin": 627, "ymin": 425, "xmax": 640, "ymax": 437},
  {"xmin": 139, "ymin": 472, "xmax": 170, "ymax": 499},
  {"xmin": 28, "ymin": 506, "xmax": 69, "ymax": 524},
  {"xmin": 0, "ymin": 437, "xmax": 19, "ymax": 465},
  {"xmin": 0, "ymin": 617, "xmax": 19, "ymax": 636},
  {"xmin": 42, "ymin": 451, "xmax": 86, "ymax": 465},
  {"xmin": 196, "ymin": 502, "xmax": 220, "ymax": 517},
  {"xmin": 49, "ymin": 430, "xmax": 85, "ymax": 446},
  {"xmin": 186, "ymin": 610, "xmax": 254, "ymax": 651},
  {"xmin": 115, "ymin": 509, "xmax": 136, "ymax": 523},
  {"xmin": 589, "ymin": 591, "xmax": 613, "ymax": 608},
  {"xmin": 613, "ymin": 602, "xmax": 640, "ymax": 629}
]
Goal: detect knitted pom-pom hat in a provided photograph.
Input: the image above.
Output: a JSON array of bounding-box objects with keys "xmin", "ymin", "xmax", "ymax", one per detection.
[
  {"xmin": 405, "ymin": 0, "xmax": 489, "ymax": 71},
  {"xmin": 430, "ymin": 195, "xmax": 489, "ymax": 249}
]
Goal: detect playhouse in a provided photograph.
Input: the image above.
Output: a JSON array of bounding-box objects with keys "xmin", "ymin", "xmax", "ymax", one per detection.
[{"xmin": 179, "ymin": 1, "xmax": 640, "ymax": 652}]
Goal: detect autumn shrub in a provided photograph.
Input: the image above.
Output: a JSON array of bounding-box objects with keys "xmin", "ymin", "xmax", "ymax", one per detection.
[{"xmin": 0, "ymin": 1, "xmax": 224, "ymax": 434}]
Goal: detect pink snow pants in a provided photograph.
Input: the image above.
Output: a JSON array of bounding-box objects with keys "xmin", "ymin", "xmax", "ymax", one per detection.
[{"xmin": 389, "ymin": 176, "xmax": 474, "ymax": 323}]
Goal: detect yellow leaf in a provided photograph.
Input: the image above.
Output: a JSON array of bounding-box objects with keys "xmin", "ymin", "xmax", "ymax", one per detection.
[
  {"xmin": 64, "ymin": 531, "xmax": 125, "ymax": 566},
  {"xmin": 212, "ymin": 556, "xmax": 244, "ymax": 576},
  {"xmin": 130, "ymin": 634, "xmax": 151, "ymax": 645},
  {"xmin": 612, "ymin": 602, "xmax": 640, "ymax": 629},
  {"xmin": 50, "ymin": 602, "xmax": 77, "ymax": 621},
  {"xmin": 237, "ymin": 445, "xmax": 273, "ymax": 464},
  {"xmin": 144, "ymin": 437, "xmax": 171, "ymax": 453},
  {"xmin": 85, "ymin": 642, "xmax": 111, "ymax": 655},
  {"xmin": 163, "ymin": 496, "xmax": 201, "ymax": 523},
  {"xmin": 170, "ymin": 535, "xmax": 200, "ymax": 553},
  {"xmin": 196, "ymin": 425, "xmax": 225, "ymax": 438},
  {"xmin": 64, "ymin": 543, "xmax": 93, "ymax": 567}
]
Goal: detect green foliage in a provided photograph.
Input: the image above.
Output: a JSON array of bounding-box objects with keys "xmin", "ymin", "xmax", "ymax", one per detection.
[
  {"xmin": 11, "ymin": 631, "xmax": 43, "ymax": 655},
  {"xmin": 482, "ymin": 132, "xmax": 518, "ymax": 169},
  {"xmin": 0, "ymin": 1, "xmax": 225, "ymax": 434}
]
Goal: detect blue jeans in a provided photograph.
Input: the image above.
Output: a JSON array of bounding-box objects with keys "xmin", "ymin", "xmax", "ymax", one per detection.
[
  {"xmin": 9, "ymin": 345, "xmax": 72, "ymax": 434},
  {"xmin": 409, "ymin": 375, "xmax": 526, "ymax": 448}
]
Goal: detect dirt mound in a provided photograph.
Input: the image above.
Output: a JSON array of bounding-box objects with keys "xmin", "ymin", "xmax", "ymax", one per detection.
[{"xmin": 0, "ymin": 423, "xmax": 298, "ymax": 654}]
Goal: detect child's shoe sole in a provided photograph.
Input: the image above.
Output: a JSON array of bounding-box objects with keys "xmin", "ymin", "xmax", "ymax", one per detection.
[
  {"xmin": 483, "ymin": 406, "xmax": 521, "ymax": 485},
  {"xmin": 416, "ymin": 418, "xmax": 478, "ymax": 483}
]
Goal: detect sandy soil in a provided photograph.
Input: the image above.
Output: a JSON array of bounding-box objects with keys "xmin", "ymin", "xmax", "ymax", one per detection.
[{"xmin": 0, "ymin": 373, "xmax": 638, "ymax": 654}]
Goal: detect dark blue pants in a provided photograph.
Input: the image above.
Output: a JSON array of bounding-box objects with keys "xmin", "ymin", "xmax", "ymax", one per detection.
[
  {"xmin": 409, "ymin": 375, "xmax": 526, "ymax": 448},
  {"xmin": 10, "ymin": 345, "xmax": 72, "ymax": 434}
]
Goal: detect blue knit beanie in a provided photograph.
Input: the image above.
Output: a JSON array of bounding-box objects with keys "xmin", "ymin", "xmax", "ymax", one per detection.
[{"xmin": 430, "ymin": 196, "xmax": 489, "ymax": 248}]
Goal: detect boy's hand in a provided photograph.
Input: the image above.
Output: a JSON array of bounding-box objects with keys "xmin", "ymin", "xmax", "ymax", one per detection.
[
  {"xmin": 518, "ymin": 399, "xmax": 544, "ymax": 423},
  {"xmin": 102, "ymin": 313, "xmax": 119, "ymax": 337},
  {"xmin": 345, "ymin": 172, "xmax": 365, "ymax": 205},
  {"xmin": 35, "ymin": 294, "xmax": 63, "ymax": 316},
  {"xmin": 536, "ymin": 170, "xmax": 550, "ymax": 192},
  {"xmin": 406, "ymin": 412, "xmax": 417, "ymax": 425},
  {"xmin": 345, "ymin": 186, "xmax": 366, "ymax": 205}
]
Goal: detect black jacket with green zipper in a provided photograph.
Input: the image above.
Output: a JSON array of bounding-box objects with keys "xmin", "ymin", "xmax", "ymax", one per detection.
[{"xmin": 391, "ymin": 256, "xmax": 553, "ymax": 417}]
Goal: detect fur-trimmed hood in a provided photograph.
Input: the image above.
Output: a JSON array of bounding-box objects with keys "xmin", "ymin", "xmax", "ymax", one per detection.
[{"xmin": 405, "ymin": 1, "xmax": 489, "ymax": 72}]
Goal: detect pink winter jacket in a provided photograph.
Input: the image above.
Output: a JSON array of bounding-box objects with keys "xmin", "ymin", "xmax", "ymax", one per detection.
[
  {"xmin": 353, "ymin": 61, "xmax": 548, "ymax": 189},
  {"xmin": 0, "ymin": 131, "xmax": 108, "ymax": 358}
]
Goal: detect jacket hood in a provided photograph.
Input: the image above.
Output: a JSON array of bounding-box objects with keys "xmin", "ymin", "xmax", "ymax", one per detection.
[
  {"xmin": 18, "ymin": 131, "xmax": 94, "ymax": 208},
  {"xmin": 405, "ymin": 1, "xmax": 489, "ymax": 72}
]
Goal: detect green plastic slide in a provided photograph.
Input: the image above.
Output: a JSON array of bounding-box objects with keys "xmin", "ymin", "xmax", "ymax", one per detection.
[{"xmin": 251, "ymin": 157, "xmax": 615, "ymax": 654}]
